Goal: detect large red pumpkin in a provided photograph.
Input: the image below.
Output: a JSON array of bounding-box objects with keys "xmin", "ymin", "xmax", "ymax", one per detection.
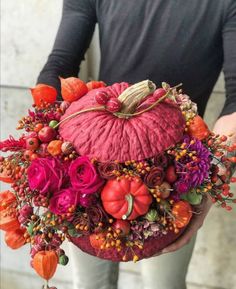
[
  {"xmin": 101, "ymin": 177, "xmax": 152, "ymax": 220},
  {"xmin": 59, "ymin": 80, "xmax": 185, "ymax": 162},
  {"xmin": 61, "ymin": 80, "xmax": 190, "ymax": 261}
]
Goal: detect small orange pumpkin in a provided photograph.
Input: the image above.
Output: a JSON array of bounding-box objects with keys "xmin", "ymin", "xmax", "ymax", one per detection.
[
  {"xmin": 60, "ymin": 77, "xmax": 88, "ymax": 103},
  {"xmin": 0, "ymin": 208, "xmax": 20, "ymax": 231},
  {"xmin": 33, "ymin": 250, "xmax": 58, "ymax": 281},
  {"xmin": 0, "ymin": 191, "xmax": 16, "ymax": 211},
  {"xmin": 89, "ymin": 232, "xmax": 107, "ymax": 250},
  {"xmin": 47, "ymin": 140, "xmax": 63, "ymax": 156},
  {"xmin": 5, "ymin": 228, "xmax": 26, "ymax": 249},
  {"xmin": 101, "ymin": 177, "xmax": 152, "ymax": 220},
  {"xmin": 31, "ymin": 84, "xmax": 57, "ymax": 107},
  {"xmin": 188, "ymin": 115, "xmax": 210, "ymax": 140},
  {"xmin": 172, "ymin": 201, "xmax": 192, "ymax": 228}
]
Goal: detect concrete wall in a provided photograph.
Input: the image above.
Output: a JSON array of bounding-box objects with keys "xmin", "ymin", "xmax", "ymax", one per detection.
[{"xmin": 1, "ymin": 1, "xmax": 236, "ymax": 289}]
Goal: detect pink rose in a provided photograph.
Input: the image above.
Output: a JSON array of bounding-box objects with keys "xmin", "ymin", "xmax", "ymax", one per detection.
[
  {"xmin": 27, "ymin": 158, "xmax": 64, "ymax": 195},
  {"xmin": 69, "ymin": 156, "xmax": 104, "ymax": 194},
  {"xmin": 49, "ymin": 188, "xmax": 79, "ymax": 215}
]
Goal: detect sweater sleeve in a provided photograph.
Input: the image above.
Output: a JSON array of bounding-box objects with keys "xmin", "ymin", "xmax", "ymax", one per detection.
[
  {"xmin": 220, "ymin": 0, "xmax": 236, "ymax": 116},
  {"xmin": 37, "ymin": 0, "xmax": 97, "ymax": 98}
]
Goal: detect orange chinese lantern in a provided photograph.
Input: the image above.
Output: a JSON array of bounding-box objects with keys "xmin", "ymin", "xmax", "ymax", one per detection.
[
  {"xmin": 60, "ymin": 77, "xmax": 88, "ymax": 102},
  {"xmin": 5, "ymin": 228, "xmax": 26, "ymax": 249},
  {"xmin": 0, "ymin": 191, "xmax": 16, "ymax": 211},
  {"xmin": 0, "ymin": 168, "xmax": 14, "ymax": 184},
  {"xmin": 33, "ymin": 251, "xmax": 58, "ymax": 281},
  {"xmin": 86, "ymin": 80, "xmax": 106, "ymax": 91},
  {"xmin": 31, "ymin": 84, "xmax": 57, "ymax": 107},
  {"xmin": 0, "ymin": 208, "xmax": 20, "ymax": 231},
  {"xmin": 188, "ymin": 115, "xmax": 210, "ymax": 140}
]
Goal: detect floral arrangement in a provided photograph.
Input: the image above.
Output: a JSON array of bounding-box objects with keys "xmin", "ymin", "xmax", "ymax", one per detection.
[{"xmin": 0, "ymin": 77, "xmax": 235, "ymax": 289}]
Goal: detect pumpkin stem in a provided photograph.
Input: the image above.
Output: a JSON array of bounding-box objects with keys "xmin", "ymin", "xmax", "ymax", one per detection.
[
  {"xmin": 115, "ymin": 83, "xmax": 183, "ymax": 119},
  {"xmin": 122, "ymin": 194, "xmax": 134, "ymax": 220},
  {"xmin": 117, "ymin": 80, "xmax": 156, "ymax": 115}
]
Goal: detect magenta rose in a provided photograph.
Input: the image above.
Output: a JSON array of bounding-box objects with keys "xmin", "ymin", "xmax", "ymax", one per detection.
[
  {"xmin": 69, "ymin": 156, "xmax": 104, "ymax": 194},
  {"xmin": 27, "ymin": 158, "xmax": 64, "ymax": 195},
  {"xmin": 49, "ymin": 188, "xmax": 79, "ymax": 215}
]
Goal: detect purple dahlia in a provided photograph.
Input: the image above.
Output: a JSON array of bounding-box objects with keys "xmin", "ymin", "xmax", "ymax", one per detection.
[{"xmin": 174, "ymin": 135, "xmax": 211, "ymax": 195}]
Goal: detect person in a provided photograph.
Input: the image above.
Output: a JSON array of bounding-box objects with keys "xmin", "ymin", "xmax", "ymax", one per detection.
[{"xmin": 37, "ymin": 1, "xmax": 236, "ymax": 289}]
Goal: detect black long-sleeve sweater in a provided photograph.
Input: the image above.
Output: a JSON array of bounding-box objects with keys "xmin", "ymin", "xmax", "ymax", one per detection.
[{"xmin": 37, "ymin": 0, "xmax": 236, "ymax": 117}]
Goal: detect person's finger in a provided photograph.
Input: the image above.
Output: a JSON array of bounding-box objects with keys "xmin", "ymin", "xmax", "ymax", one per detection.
[{"xmin": 161, "ymin": 216, "xmax": 201, "ymax": 254}]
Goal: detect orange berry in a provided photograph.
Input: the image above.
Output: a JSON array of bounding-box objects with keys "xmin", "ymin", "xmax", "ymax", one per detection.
[
  {"xmin": 30, "ymin": 153, "xmax": 39, "ymax": 161},
  {"xmin": 34, "ymin": 123, "xmax": 44, "ymax": 132}
]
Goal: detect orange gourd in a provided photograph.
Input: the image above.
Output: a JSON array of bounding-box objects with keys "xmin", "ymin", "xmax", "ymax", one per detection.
[
  {"xmin": 5, "ymin": 228, "xmax": 26, "ymax": 249},
  {"xmin": 33, "ymin": 250, "xmax": 58, "ymax": 281},
  {"xmin": 47, "ymin": 140, "xmax": 63, "ymax": 156},
  {"xmin": 188, "ymin": 115, "xmax": 210, "ymax": 140},
  {"xmin": 60, "ymin": 77, "xmax": 88, "ymax": 102},
  {"xmin": 0, "ymin": 208, "xmax": 20, "ymax": 231},
  {"xmin": 31, "ymin": 84, "xmax": 57, "ymax": 107},
  {"xmin": 172, "ymin": 201, "xmax": 192, "ymax": 228},
  {"xmin": 0, "ymin": 191, "xmax": 16, "ymax": 211}
]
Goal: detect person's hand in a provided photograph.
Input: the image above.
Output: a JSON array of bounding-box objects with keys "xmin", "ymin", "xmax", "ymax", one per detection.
[{"xmin": 153, "ymin": 194, "xmax": 212, "ymax": 257}]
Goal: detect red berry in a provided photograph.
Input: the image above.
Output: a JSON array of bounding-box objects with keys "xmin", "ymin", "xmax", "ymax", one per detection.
[
  {"xmin": 23, "ymin": 150, "xmax": 34, "ymax": 160},
  {"xmin": 222, "ymin": 190, "xmax": 229, "ymax": 197},
  {"xmin": 231, "ymin": 177, "xmax": 236, "ymax": 183},
  {"xmin": 220, "ymin": 135, "xmax": 227, "ymax": 142},
  {"xmin": 106, "ymin": 98, "xmax": 122, "ymax": 112},
  {"xmin": 153, "ymin": 88, "xmax": 166, "ymax": 100},
  {"xmin": 165, "ymin": 166, "xmax": 177, "ymax": 183},
  {"xmin": 34, "ymin": 123, "xmax": 44, "ymax": 132},
  {"xmin": 95, "ymin": 91, "xmax": 109, "ymax": 105},
  {"xmin": 112, "ymin": 220, "xmax": 130, "ymax": 236},
  {"xmin": 221, "ymin": 202, "xmax": 226, "ymax": 208},
  {"xmin": 38, "ymin": 126, "xmax": 56, "ymax": 143},
  {"xmin": 26, "ymin": 137, "xmax": 39, "ymax": 151},
  {"xmin": 30, "ymin": 153, "xmax": 39, "ymax": 161}
]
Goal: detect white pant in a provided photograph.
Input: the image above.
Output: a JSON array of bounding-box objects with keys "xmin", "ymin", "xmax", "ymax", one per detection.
[{"xmin": 69, "ymin": 235, "xmax": 196, "ymax": 289}]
